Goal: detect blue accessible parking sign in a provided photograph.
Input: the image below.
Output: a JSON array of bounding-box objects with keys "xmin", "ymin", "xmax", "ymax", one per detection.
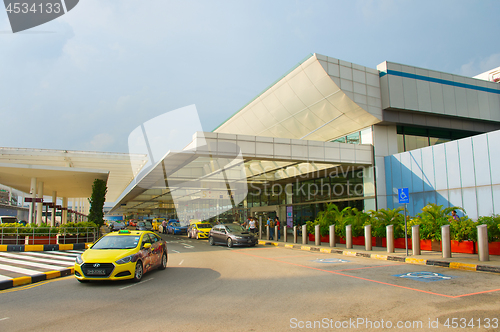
[
  {"xmin": 393, "ymin": 271, "xmax": 456, "ymax": 282},
  {"xmin": 398, "ymin": 188, "xmax": 409, "ymax": 204}
]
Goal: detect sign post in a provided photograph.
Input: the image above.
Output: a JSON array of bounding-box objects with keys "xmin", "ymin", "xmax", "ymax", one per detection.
[{"xmin": 398, "ymin": 188, "xmax": 410, "ymax": 256}]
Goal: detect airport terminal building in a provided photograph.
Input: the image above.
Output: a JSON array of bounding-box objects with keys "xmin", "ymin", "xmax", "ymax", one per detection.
[
  {"xmin": 2, "ymin": 53, "xmax": 500, "ymax": 225},
  {"xmin": 111, "ymin": 53, "xmax": 500, "ymax": 224}
]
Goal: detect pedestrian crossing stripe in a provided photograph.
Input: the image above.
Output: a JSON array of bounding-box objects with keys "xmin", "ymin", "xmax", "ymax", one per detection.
[{"xmin": 0, "ymin": 250, "xmax": 82, "ymax": 282}]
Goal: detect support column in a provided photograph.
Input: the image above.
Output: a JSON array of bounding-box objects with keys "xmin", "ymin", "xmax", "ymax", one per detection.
[
  {"xmin": 62, "ymin": 198, "xmax": 68, "ymax": 224},
  {"xmin": 36, "ymin": 181, "xmax": 44, "ymax": 226},
  {"xmin": 51, "ymin": 191, "xmax": 57, "ymax": 227},
  {"xmin": 28, "ymin": 178, "xmax": 37, "ymax": 225}
]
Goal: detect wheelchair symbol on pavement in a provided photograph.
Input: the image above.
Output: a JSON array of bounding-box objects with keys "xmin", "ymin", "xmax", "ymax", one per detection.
[
  {"xmin": 311, "ymin": 258, "xmax": 349, "ymax": 264},
  {"xmin": 393, "ymin": 271, "xmax": 455, "ymax": 282}
]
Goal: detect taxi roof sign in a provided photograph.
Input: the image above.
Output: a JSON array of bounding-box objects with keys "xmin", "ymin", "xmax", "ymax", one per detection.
[{"xmin": 118, "ymin": 230, "xmax": 131, "ymax": 234}]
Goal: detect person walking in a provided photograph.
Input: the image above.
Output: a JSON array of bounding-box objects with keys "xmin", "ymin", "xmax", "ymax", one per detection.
[
  {"xmin": 275, "ymin": 217, "xmax": 281, "ymax": 240},
  {"xmin": 249, "ymin": 217, "xmax": 257, "ymax": 234},
  {"xmin": 161, "ymin": 219, "xmax": 167, "ymax": 234},
  {"xmin": 267, "ymin": 217, "xmax": 274, "ymax": 240}
]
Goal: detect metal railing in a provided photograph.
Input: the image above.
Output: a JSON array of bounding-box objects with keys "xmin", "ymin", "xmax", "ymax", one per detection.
[{"xmin": 0, "ymin": 227, "xmax": 98, "ymax": 245}]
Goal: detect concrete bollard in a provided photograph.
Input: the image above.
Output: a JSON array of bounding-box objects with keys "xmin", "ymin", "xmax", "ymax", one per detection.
[
  {"xmin": 259, "ymin": 216, "xmax": 262, "ymax": 240},
  {"xmin": 386, "ymin": 225, "xmax": 394, "ymax": 253},
  {"xmin": 283, "ymin": 226, "xmax": 287, "ymax": 243},
  {"xmin": 412, "ymin": 225, "xmax": 420, "ymax": 256},
  {"xmin": 293, "ymin": 226, "xmax": 298, "ymax": 243},
  {"xmin": 364, "ymin": 225, "xmax": 372, "ymax": 251},
  {"xmin": 346, "ymin": 225, "xmax": 352, "ymax": 249},
  {"xmin": 315, "ymin": 224, "xmax": 321, "ymax": 246},
  {"xmin": 302, "ymin": 224, "xmax": 308, "ymax": 245},
  {"xmin": 441, "ymin": 225, "xmax": 451, "ymax": 258},
  {"xmin": 266, "ymin": 225, "xmax": 270, "ymax": 241},
  {"xmin": 477, "ymin": 224, "xmax": 489, "ymax": 262},
  {"xmin": 275, "ymin": 225, "xmax": 279, "ymax": 242},
  {"xmin": 329, "ymin": 224, "xmax": 335, "ymax": 247}
]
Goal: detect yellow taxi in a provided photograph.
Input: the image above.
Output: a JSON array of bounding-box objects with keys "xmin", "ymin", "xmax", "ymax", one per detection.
[
  {"xmin": 74, "ymin": 230, "xmax": 167, "ymax": 283},
  {"xmin": 187, "ymin": 222, "xmax": 213, "ymax": 240}
]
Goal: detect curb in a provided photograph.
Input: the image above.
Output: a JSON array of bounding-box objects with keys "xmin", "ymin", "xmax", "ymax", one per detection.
[
  {"xmin": 0, "ymin": 267, "xmax": 75, "ymax": 291},
  {"xmin": 258, "ymin": 240, "xmax": 500, "ymax": 274},
  {"xmin": 0, "ymin": 243, "xmax": 92, "ymax": 252}
]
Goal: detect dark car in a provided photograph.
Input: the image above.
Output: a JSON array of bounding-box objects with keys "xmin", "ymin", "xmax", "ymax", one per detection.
[
  {"xmin": 208, "ymin": 224, "xmax": 257, "ymax": 248},
  {"xmin": 110, "ymin": 221, "xmax": 126, "ymax": 231},
  {"xmin": 136, "ymin": 221, "xmax": 152, "ymax": 231},
  {"xmin": 167, "ymin": 221, "xmax": 188, "ymax": 235}
]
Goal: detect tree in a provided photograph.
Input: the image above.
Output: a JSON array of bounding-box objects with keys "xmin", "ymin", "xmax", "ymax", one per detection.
[{"xmin": 87, "ymin": 179, "xmax": 107, "ymax": 228}]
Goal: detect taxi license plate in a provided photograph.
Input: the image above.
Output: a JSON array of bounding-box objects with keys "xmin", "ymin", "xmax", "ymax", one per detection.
[{"xmin": 86, "ymin": 269, "xmax": 106, "ymax": 275}]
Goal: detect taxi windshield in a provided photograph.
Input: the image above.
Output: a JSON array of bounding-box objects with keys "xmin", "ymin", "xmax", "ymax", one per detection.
[{"xmin": 92, "ymin": 236, "xmax": 140, "ymax": 249}]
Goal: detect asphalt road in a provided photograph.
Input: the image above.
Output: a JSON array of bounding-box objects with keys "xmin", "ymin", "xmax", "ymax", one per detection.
[{"xmin": 1, "ymin": 233, "xmax": 499, "ymax": 332}]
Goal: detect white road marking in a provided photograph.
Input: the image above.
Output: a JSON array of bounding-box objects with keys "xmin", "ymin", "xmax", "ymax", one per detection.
[
  {"xmin": 180, "ymin": 243, "xmax": 194, "ymax": 248},
  {"xmin": 0, "ymin": 253, "xmax": 74, "ymax": 266},
  {"xmin": 18, "ymin": 252, "xmax": 77, "ymax": 262},
  {"xmin": 0, "ymin": 257, "xmax": 68, "ymax": 271},
  {"xmin": 119, "ymin": 278, "xmax": 153, "ymax": 290},
  {"xmin": 0, "ymin": 317, "xmax": 9, "ymax": 321},
  {"xmin": 171, "ymin": 250, "xmax": 180, "ymax": 253},
  {"xmin": 0, "ymin": 275, "xmax": 13, "ymax": 281},
  {"xmin": 179, "ymin": 260, "xmax": 184, "ymax": 265},
  {"xmin": 0, "ymin": 263, "xmax": 42, "ymax": 275},
  {"xmin": 35, "ymin": 251, "xmax": 83, "ymax": 257}
]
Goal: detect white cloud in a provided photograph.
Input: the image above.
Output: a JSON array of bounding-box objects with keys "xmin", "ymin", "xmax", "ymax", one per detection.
[{"xmin": 459, "ymin": 53, "xmax": 500, "ymax": 77}]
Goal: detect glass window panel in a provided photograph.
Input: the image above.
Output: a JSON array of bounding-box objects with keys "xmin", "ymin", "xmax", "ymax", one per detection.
[
  {"xmin": 346, "ymin": 132, "xmax": 360, "ymax": 144},
  {"xmin": 404, "ymin": 134, "xmax": 429, "ymax": 151},
  {"xmin": 332, "ymin": 136, "xmax": 346, "ymax": 143},
  {"xmin": 397, "ymin": 134, "xmax": 405, "ymax": 152},
  {"xmin": 429, "ymin": 137, "xmax": 450, "ymax": 146}
]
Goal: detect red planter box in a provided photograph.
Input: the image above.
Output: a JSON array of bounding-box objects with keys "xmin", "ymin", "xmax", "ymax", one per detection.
[
  {"xmin": 450, "ymin": 240, "xmax": 476, "ymax": 254},
  {"xmin": 394, "ymin": 238, "xmax": 412, "ymax": 249},
  {"xmin": 489, "ymin": 242, "xmax": 500, "ymax": 255},
  {"xmin": 308, "ymin": 234, "xmax": 330, "ymax": 243},
  {"xmin": 475, "ymin": 241, "xmax": 500, "ymax": 256},
  {"xmin": 26, "ymin": 236, "xmax": 58, "ymax": 245}
]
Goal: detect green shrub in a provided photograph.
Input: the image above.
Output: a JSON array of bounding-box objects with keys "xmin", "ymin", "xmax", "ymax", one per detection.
[
  {"xmin": 476, "ymin": 215, "xmax": 500, "ymax": 242},
  {"xmin": 369, "ymin": 207, "xmax": 405, "ymax": 238}
]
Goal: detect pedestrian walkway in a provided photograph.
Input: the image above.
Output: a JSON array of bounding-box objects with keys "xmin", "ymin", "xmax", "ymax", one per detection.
[
  {"xmin": 0, "ymin": 250, "xmax": 81, "ymax": 290},
  {"xmin": 258, "ymin": 236, "xmax": 500, "ymax": 274}
]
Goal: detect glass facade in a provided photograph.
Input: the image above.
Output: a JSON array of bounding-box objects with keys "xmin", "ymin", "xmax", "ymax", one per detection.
[{"xmin": 397, "ymin": 126, "xmax": 478, "ymax": 153}]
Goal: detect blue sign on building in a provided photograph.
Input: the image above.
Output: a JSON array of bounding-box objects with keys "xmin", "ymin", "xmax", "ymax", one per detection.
[{"xmin": 398, "ymin": 187, "xmax": 409, "ymax": 204}]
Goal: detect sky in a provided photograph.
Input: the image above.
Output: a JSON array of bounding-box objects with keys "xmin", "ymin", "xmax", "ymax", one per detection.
[{"xmin": 1, "ymin": 0, "xmax": 499, "ymax": 154}]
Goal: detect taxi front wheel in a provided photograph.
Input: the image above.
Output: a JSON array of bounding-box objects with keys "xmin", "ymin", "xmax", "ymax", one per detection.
[
  {"xmin": 158, "ymin": 253, "xmax": 167, "ymax": 270},
  {"xmin": 133, "ymin": 261, "xmax": 143, "ymax": 282}
]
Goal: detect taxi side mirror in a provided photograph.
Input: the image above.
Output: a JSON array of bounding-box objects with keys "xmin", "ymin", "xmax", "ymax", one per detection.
[{"xmin": 143, "ymin": 243, "xmax": 152, "ymax": 249}]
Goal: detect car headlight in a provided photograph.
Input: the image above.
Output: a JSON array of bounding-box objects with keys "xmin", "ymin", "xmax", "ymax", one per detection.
[
  {"xmin": 234, "ymin": 236, "xmax": 244, "ymax": 239},
  {"xmin": 115, "ymin": 254, "xmax": 134, "ymax": 265},
  {"xmin": 76, "ymin": 255, "xmax": 83, "ymax": 265}
]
